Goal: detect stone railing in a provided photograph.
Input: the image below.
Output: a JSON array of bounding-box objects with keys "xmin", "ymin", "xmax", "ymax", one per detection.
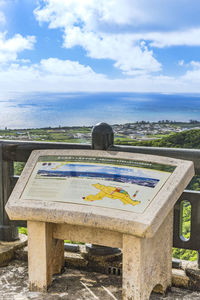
[{"xmin": 0, "ymin": 123, "xmax": 199, "ymax": 266}]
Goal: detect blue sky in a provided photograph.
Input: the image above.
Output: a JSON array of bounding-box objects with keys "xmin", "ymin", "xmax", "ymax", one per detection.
[
  {"xmin": 1, "ymin": 0, "xmax": 200, "ymax": 127},
  {"xmin": 1, "ymin": 0, "xmax": 200, "ymax": 94}
]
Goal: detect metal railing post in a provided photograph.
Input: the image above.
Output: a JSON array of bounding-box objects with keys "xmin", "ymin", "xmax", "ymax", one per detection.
[
  {"xmin": 198, "ymin": 251, "xmax": 200, "ymax": 269},
  {"xmin": 0, "ymin": 144, "xmax": 18, "ymax": 241},
  {"xmin": 92, "ymin": 122, "xmax": 114, "ymax": 150}
]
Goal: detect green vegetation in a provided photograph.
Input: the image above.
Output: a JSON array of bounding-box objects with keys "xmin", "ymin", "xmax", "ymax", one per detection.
[
  {"xmin": 14, "ymin": 162, "xmax": 25, "ymax": 176},
  {"xmin": 115, "ymin": 129, "xmax": 200, "ymax": 148},
  {"xmin": 64, "ymin": 240, "xmax": 84, "ymax": 244},
  {"xmin": 18, "ymin": 227, "xmax": 27, "ymax": 235},
  {"xmin": 114, "ymin": 137, "xmax": 136, "ymax": 143},
  {"xmin": 172, "ymin": 201, "xmax": 197, "ymax": 261},
  {"xmin": 0, "ymin": 126, "xmax": 91, "ymax": 144},
  {"xmin": 188, "ymin": 176, "xmax": 200, "ymax": 191}
]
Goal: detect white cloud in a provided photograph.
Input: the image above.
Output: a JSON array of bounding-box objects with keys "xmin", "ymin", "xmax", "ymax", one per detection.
[
  {"xmin": 34, "ymin": 0, "xmax": 200, "ymax": 77},
  {"xmin": 65, "ymin": 28, "xmax": 161, "ymax": 74},
  {"xmin": 35, "ymin": 0, "xmax": 144, "ymax": 29},
  {"xmin": 146, "ymin": 28, "xmax": 200, "ymax": 48},
  {"xmin": 189, "ymin": 61, "xmax": 200, "ymax": 68},
  {"xmin": 0, "ymin": 58, "xmax": 107, "ymax": 98},
  {"xmin": 35, "ymin": 0, "xmax": 200, "ymax": 31},
  {"xmin": 39, "ymin": 58, "xmax": 99, "ymax": 77},
  {"xmin": 34, "ymin": 0, "xmax": 162, "ymax": 75},
  {"xmin": 178, "ymin": 60, "xmax": 200, "ymax": 69},
  {"xmin": 182, "ymin": 69, "xmax": 200, "ymax": 81},
  {"xmin": 0, "ymin": 57, "xmax": 200, "ymax": 99},
  {"xmin": 0, "ymin": 0, "xmax": 198, "ymax": 105},
  {"xmin": 181, "ymin": 61, "xmax": 200, "ymax": 82},
  {"xmin": 63, "ymin": 26, "xmax": 200, "ymax": 54},
  {"xmin": 0, "ymin": 32, "xmax": 36, "ymax": 63}
]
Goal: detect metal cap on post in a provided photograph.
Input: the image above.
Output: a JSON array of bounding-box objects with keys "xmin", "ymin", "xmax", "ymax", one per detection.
[
  {"xmin": 92, "ymin": 122, "xmax": 114, "ymax": 150},
  {"xmin": 86, "ymin": 123, "xmax": 120, "ymax": 256}
]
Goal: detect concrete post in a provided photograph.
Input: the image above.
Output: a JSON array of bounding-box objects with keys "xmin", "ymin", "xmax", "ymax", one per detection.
[{"xmin": 28, "ymin": 221, "xmax": 64, "ymax": 292}]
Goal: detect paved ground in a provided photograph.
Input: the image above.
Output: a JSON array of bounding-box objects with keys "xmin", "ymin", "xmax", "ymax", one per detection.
[{"xmin": 1, "ymin": 260, "xmax": 200, "ymax": 300}]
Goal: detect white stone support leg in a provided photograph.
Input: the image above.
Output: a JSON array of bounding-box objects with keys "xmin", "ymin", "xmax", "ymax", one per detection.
[
  {"xmin": 27, "ymin": 221, "xmax": 64, "ymax": 292},
  {"xmin": 122, "ymin": 210, "xmax": 173, "ymax": 300}
]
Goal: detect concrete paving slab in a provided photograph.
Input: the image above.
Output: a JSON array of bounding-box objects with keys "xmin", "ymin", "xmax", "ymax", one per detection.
[
  {"xmin": 172, "ymin": 269, "xmax": 189, "ymax": 288},
  {"xmin": 15, "ymin": 245, "xmax": 200, "ymax": 292},
  {"xmin": 1, "ymin": 260, "xmax": 200, "ymax": 300}
]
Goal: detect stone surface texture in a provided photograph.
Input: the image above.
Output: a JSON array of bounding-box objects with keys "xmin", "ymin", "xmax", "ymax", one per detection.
[
  {"xmin": 122, "ymin": 210, "xmax": 173, "ymax": 300},
  {"xmin": 0, "ymin": 260, "xmax": 200, "ymax": 300},
  {"xmin": 28, "ymin": 221, "xmax": 64, "ymax": 292}
]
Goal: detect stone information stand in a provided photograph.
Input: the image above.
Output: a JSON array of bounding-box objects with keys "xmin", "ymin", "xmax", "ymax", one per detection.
[{"xmin": 6, "ymin": 149, "xmax": 194, "ymax": 300}]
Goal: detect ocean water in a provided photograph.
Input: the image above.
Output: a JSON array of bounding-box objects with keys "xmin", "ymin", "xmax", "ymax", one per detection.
[{"xmin": 2, "ymin": 92, "xmax": 200, "ymax": 128}]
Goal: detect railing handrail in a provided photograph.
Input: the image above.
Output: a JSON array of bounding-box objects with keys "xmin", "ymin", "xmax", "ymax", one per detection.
[
  {"xmin": 0, "ymin": 140, "xmax": 90, "ymax": 162},
  {"xmin": 1, "ymin": 139, "xmax": 200, "ymax": 173},
  {"xmin": 0, "ymin": 139, "xmax": 89, "ymax": 146},
  {"xmin": 111, "ymin": 145, "xmax": 200, "ymax": 174}
]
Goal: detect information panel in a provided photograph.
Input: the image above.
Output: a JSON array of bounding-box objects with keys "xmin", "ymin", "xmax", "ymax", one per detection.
[{"xmin": 21, "ymin": 155, "xmax": 175, "ymax": 213}]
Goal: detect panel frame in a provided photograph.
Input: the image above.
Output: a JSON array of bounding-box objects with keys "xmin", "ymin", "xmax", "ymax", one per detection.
[{"xmin": 6, "ymin": 149, "xmax": 194, "ymax": 238}]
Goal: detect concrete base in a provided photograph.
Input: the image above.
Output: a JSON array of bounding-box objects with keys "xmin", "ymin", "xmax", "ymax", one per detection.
[
  {"xmin": 0, "ymin": 233, "xmax": 27, "ymax": 266},
  {"xmin": 15, "ymin": 244, "xmax": 200, "ymax": 293},
  {"xmin": 0, "ymin": 225, "xmax": 19, "ymax": 241},
  {"xmin": 27, "ymin": 211, "xmax": 173, "ymax": 299}
]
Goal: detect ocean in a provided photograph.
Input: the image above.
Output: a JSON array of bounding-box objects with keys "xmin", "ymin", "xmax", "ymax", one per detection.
[{"xmin": 2, "ymin": 92, "xmax": 200, "ymax": 128}]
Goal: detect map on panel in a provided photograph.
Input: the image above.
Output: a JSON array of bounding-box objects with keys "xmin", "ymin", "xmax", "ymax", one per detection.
[{"xmin": 20, "ymin": 156, "xmax": 175, "ymax": 213}]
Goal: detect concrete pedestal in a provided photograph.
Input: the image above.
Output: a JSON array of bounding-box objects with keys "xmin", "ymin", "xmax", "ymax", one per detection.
[
  {"xmin": 5, "ymin": 149, "xmax": 194, "ymax": 299},
  {"xmin": 27, "ymin": 211, "xmax": 173, "ymax": 299}
]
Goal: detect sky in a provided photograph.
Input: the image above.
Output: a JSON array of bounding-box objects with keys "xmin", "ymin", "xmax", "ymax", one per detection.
[{"xmin": 1, "ymin": 0, "xmax": 200, "ymax": 128}]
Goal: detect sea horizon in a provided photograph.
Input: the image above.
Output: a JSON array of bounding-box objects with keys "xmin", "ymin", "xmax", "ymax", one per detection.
[{"xmin": 2, "ymin": 92, "xmax": 200, "ymax": 129}]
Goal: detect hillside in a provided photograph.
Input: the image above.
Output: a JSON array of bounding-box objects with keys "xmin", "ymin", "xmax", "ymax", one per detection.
[{"xmin": 115, "ymin": 129, "xmax": 200, "ymax": 149}]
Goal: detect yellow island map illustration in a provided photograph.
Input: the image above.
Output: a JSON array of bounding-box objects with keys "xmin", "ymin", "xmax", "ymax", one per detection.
[
  {"xmin": 21, "ymin": 157, "xmax": 173, "ymax": 213},
  {"xmin": 82, "ymin": 183, "xmax": 140, "ymax": 206}
]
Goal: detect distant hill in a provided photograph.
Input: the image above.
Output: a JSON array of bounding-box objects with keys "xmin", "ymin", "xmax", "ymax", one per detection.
[{"xmin": 116, "ymin": 129, "xmax": 200, "ymax": 149}]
